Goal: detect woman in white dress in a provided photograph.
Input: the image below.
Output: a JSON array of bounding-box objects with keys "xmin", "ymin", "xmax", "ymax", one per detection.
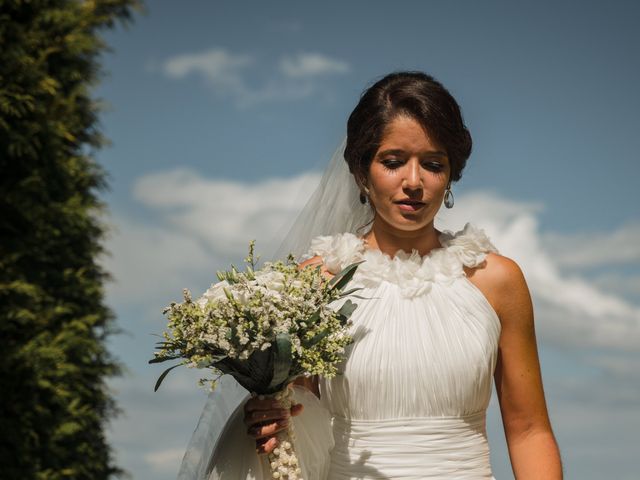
[{"xmin": 182, "ymin": 71, "xmax": 562, "ymax": 479}]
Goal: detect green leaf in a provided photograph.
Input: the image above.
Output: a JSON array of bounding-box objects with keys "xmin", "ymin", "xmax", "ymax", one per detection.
[
  {"xmin": 153, "ymin": 364, "xmax": 183, "ymax": 392},
  {"xmin": 148, "ymin": 354, "xmax": 181, "ymax": 364},
  {"xmin": 338, "ymin": 287, "xmax": 362, "ymax": 297},
  {"xmin": 337, "ymin": 299, "xmax": 357, "ymax": 318},
  {"xmin": 210, "ymin": 353, "xmax": 229, "ymax": 363},
  {"xmin": 305, "ymin": 309, "xmax": 320, "ymax": 325},
  {"xmin": 269, "ymin": 333, "xmax": 292, "ymax": 390},
  {"xmin": 217, "ymin": 361, "xmax": 261, "ymax": 393},
  {"xmin": 246, "ymin": 349, "xmax": 273, "ymax": 391},
  {"xmin": 328, "ymin": 261, "xmax": 363, "ymax": 291}
]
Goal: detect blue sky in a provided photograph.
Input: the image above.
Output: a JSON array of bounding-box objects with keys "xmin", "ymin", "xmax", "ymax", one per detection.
[{"xmin": 96, "ymin": 1, "xmax": 640, "ymax": 479}]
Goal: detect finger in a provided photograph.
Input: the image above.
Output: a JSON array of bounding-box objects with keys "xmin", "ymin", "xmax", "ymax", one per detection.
[
  {"xmin": 256, "ymin": 436, "xmax": 278, "ymax": 455},
  {"xmin": 243, "ymin": 408, "xmax": 289, "ymax": 426},
  {"xmin": 244, "ymin": 396, "xmax": 280, "ymax": 413},
  {"xmin": 248, "ymin": 419, "xmax": 289, "ymax": 439},
  {"xmin": 290, "ymin": 403, "xmax": 304, "ymax": 417}
]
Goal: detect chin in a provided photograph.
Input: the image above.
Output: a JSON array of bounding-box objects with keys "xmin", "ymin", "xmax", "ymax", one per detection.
[{"xmin": 384, "ymin": 217, "xmax": 433, "ymax": 233}]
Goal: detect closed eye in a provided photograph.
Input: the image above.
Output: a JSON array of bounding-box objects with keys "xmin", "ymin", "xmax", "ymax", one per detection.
[
  {"xmin": 381, "ymin": 159, "xmax": 403, "ymax": 169},
  {"xmin": 382, "ymin": 160, "xmax": 444, "ymax": 170},
  {"xmin": 423, "ymin": 162, "xmax": 445, "ymax": 172}
]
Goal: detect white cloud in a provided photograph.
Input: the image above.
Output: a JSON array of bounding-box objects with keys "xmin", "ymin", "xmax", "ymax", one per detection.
[
  {"xmin": 161, "ymin": 48, "xmax": 252, "ymax": 103},
  {"xmin": 163, "ymin": 48, "xmax": 252, "ymax": 83},
  {"xmin": 102, "ymin": 169, "xmax": 322, "ymax": 308},
  {"xmin": 280, "ymin": 53, "xmax": 350, "ymax": 78},
  {"xmin": 159, "ymin": 47, "xmax": 350, "ymax": 107},
  {"xmin": 592, "ymin": 272, "xmax": 640, "ymax": 299},
  {"xmin": 132, "ymin": 168, "xmax": 321, "ymax": 258},
  {"xmin": 436, "ymin": 191, "xmax": 640, "ymax": 350},
  {"xmin": 144, "ymin": 448, "xmax": 185, "ymax": 473},
  {"xmin": 542, "ymin": 222, "xmax": 640, "ymax": 269},
  {"xmin": 101, "ymin": 213, "xmax": 220, "ymax": 307}
]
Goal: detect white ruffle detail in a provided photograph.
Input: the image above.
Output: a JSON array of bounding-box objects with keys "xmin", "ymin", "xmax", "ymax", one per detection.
[
  {"xmin": 308, "ymin": 232, "xmax": 366, "ymax": 274},
  {"xmin": 308, "ymin": 223, "xmax": 498, "ymax": 298}
]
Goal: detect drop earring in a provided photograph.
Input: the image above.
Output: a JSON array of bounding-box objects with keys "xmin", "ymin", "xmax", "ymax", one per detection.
[
  {"xmin": 444, "ymin": 185, "xmax": 454, "ymax": 209},
  {"xmin": 359, "ymin": 186, "xmax": 370, "ymax": 205}
]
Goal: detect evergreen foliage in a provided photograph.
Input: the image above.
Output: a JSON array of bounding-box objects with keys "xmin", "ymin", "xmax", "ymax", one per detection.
[{"xmin": 0, "ymin": 1, "xmax": 141, "ymax": 478}]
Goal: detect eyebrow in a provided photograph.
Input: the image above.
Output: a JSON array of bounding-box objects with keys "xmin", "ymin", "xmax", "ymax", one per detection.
[{"xmin": 377, "ymin": 148, "xmax": 448, "ymax": 158}]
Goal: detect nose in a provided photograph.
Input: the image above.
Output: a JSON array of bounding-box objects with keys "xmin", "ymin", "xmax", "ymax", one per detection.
[{"xmin": 403, "ymin": 159, "xmax": 422, "ymax": 190}]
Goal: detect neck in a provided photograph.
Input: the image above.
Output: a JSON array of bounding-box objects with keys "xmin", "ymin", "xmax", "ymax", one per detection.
[{"xmin": 364, "ymin": 217, "xmax": 442, "ymax": 257}]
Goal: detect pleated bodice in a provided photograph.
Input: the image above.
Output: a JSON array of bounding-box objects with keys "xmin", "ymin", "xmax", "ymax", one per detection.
[{"xmin": 308, "ymin": 223, "xmax": 502, "ymax": 479}]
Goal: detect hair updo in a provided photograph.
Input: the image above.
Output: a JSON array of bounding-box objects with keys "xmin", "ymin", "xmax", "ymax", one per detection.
[{"xmin": 344, "ymin": 71, "xmax": 472, "ymax": 189}]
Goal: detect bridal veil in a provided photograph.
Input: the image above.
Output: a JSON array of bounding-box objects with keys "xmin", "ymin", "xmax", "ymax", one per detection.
[{"xmin": 176, "ymin": 137, "xmax": 367, "ymax": 479}]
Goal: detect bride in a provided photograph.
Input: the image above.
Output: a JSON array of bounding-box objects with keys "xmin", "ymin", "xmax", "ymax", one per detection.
[{"xmin": 178, "ymin": 71, "xmax": 562, "ymax": 479}]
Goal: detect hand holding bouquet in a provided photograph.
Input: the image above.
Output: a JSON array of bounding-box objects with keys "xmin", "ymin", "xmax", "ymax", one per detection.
[{"xmin": 150, "ymin": 242, "xmax": 360, "ymax": 479}]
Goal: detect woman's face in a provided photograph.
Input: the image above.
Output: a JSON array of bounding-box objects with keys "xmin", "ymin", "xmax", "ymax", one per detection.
[{"xmin": 366, "ymin": 115, "xmax": 451, "ymax": 234}]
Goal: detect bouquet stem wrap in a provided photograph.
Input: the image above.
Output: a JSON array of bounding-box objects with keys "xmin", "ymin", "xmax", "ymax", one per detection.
[{"xmin": 264, "ymin": 387, "xmax": 303, "ymax": 479}]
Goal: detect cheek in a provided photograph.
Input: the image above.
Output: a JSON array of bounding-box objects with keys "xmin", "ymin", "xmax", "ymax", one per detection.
[
  {"xmin": 428, "ymin": 175, "xmax": 449, "ymax": 196},
  {"xmin": 367, "ymin": 168, "xmax": 398, "ymax": 193},
  {"xmin": 433, "ymin": 183, "xmax": 448, "ymax": 199},
  {"xmin": 367, "ymin": 177, "xmax": 397, "ymax": 207}
]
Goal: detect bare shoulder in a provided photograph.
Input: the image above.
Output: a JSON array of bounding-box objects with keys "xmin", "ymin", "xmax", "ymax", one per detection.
[
  {"xmin": 465, "ymin": 252, "xmax": 532, "ymax": 320},
  {"xmin": 469, "ymin": 252, "xmax": 527, "ymax": 286}
]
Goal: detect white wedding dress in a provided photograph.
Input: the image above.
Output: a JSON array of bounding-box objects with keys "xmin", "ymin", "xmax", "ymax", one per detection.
[{"xmin": 178, "ymin": 223, "xmax": 501, "ymax": 480}]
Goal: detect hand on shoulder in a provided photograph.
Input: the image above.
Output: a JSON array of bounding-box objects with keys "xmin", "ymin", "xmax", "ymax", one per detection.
[{"xmin": 298, "ymin": 255, "xmax": 335, "ymax": 280}]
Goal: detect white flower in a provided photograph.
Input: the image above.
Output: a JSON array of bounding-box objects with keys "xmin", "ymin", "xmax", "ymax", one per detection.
[
  {"xmin": 233, "ymin": 288, "xmax": 251, "ymax": 306},
  {"xmin": 254, "ymin": 270, "xmax": 286, "ymax": 292},
  {"xmin": 197, "ymin": 280, "xmax": 230, "ymax": 309}
]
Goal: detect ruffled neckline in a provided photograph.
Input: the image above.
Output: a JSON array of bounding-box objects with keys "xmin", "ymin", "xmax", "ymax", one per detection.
[{"xmin": 308, "ymin": 223, "xmax": 498, "ymax": 298}]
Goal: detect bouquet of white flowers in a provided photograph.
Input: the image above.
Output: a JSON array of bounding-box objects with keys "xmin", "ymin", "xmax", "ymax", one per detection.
[{"xmin": 150, "ymin": 242, "xmax": 360, "ymax": 479}]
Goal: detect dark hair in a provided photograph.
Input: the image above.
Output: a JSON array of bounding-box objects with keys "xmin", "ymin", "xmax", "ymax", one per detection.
[{"xmin": 345, "ymin": 71, "xmax": 472, "ymax": 189}]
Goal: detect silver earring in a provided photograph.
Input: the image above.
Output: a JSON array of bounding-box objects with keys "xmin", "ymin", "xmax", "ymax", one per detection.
[{"xmin": 444, "ymin": 186, "xmax": 454, "ymax": 209}]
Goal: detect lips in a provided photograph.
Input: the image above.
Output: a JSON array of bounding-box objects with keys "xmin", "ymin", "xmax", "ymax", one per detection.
[{"xmin": 395, "ymin": 199, "xmax": 426, "ymax": 211}]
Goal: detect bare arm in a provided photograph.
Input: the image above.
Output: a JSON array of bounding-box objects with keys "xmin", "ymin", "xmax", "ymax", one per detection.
[{"xmin": 468, "ymin": 254, "xmax": 562, "ymax": 479}]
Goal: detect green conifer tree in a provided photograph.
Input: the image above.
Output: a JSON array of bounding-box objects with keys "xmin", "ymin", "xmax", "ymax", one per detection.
[{"xmin": 0, "ymin": 1, "xmax": 141, "ymax": 478}]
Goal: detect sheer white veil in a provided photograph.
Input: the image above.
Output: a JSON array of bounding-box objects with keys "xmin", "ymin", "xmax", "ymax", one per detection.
[
  {"xmin": 272, "ymin": 136, "xmax": 373, "ymax": 262},
  {"xmin": 177, "ymin": 136, "xmax": 371, "ymax": 479}
]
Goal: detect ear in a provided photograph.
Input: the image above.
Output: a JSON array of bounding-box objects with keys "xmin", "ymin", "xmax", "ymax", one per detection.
[
  {"xmin": 355, "ymin": 172, "xmax": 369, "ymax": 191},
  {"xmin": 356, "ymin": 175, "xmax": 370, "ymax": 205}
]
